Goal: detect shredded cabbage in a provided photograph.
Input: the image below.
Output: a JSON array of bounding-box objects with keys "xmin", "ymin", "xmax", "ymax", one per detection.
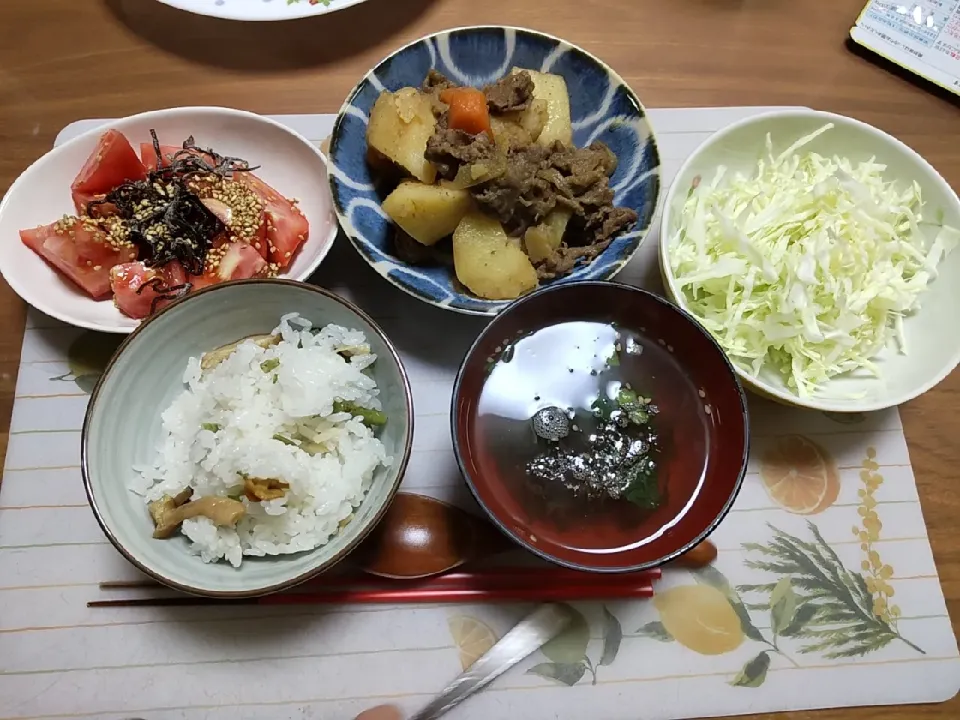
[{"xmin": 669, "ymin": 123, "xmax": 959, "ymax": 397}]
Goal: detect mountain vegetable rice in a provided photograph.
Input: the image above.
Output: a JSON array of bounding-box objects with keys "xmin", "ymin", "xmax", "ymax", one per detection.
[
  {"xmin": 130, "ymin": 313, "xmax": 392, "ymax": 567},
  {"xmin": 669, "ymin": 123, "xmax": 960, "ymax": 396}
]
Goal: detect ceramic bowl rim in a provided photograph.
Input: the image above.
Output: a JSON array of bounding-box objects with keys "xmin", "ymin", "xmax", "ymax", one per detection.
[
  {"xmin": 328, "ymin": 24, "xmax": 663, "ymax": 316},
  {"xmin": 450, "ymin": 279, "xmax": 750, "ymax": 573},
  {"xmin": 80, "ymin": 278, "xmax": 415, "ymax": 598},
  {"xmin": 0, "ymin": 106, "xmax": 339, "ymax": 335},
  {"xmin": 659, "ymin": 108, "xmax": 960, "ymax": 413}
]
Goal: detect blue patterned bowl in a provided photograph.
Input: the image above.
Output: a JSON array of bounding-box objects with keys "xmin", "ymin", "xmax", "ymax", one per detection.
[{"xmin": 328, "ymin": 26, "xmax": 662, "ymax": 315}]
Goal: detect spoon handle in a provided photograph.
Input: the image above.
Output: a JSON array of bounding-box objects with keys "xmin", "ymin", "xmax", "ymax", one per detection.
[{"xmin": 408, "ymin": 604, "xmax": 576, "ymax": 720}]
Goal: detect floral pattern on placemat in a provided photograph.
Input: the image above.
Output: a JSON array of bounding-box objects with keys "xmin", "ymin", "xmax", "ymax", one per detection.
[
  {"xmin": 448, "ymin": 615, "xmax": 499, "ymax": 670},
  {"xmin": 526, "ymin": 605, "xmax": 624, "ymax": 686},
  {"xmin": 628, "ymin": 446, "xmax": 926, "ymax": 688},
  {"xmin": 515, "ymin": 446, "xmax": 927, "ymax": 691},
  {"xmin": 49, "ymin": 331, "xmax": 122, "ymax": 394},
  {"xmin": 758, "ymin": 435, "xmax": 840, "ymax": 515},
  {"xmin": 431, "ymin": 438, "xmax": 935, "ymax": 695}
]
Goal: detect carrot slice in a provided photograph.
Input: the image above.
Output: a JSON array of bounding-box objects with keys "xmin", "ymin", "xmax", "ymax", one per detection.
[{"xmin": 439, "ymin": 87, "xmax": 491, "ymax": 137}]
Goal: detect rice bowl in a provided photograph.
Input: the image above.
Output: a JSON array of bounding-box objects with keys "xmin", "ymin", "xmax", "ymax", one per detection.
[
  {"xmin": 134, "ymin": 314, "xmax": 392, "ymax": 567},
  {"xmin": 82, "ymin": 279, "xmax": 413, "ymax": 598}
]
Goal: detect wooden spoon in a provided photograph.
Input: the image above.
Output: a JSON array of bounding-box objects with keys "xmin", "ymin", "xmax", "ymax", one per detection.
[{"xmin": 353, "ymin": 492, "xmax": 717, "ymax": 579}]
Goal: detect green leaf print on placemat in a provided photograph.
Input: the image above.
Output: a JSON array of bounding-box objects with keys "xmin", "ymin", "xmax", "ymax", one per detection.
[
  {"xmin": 635, "ymin": 620, "xmax": 673, "ymax": 642},
  {"xmin": 634, "ymin": 447, "xmax": 925, "ymax": 688},
  {"xmin": 738, "ymin": 448, "xmax": 924, "ymax": 662},
  {"xmin": 527, "ymin": 605, "xmax": 624, "ymax": 686},
  {"xmin": 50, "ymin": 331, "xmax": 123, "ymax": 394},
  {"xmin": 730, "ymin": 651, "xmax": 771, "ymax": 687}
]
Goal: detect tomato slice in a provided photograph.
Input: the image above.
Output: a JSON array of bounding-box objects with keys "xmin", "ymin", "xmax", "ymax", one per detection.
[
  {"xmin": 110, "ymin": 260, "xmax": 188, "ymax": 319},
  {"xmin": 234, "ymin": 173, "xmax": 308, "ymax": 268},
  {"xmin": 189, "ymin": 242, "xmax": 267, "ymax": 290},
  {"xmin": 201, "ymin": 194, "xmax": 269, "ymax": 256},
  {"xmin": 20, "ymin": 218, "xmax": 137, "ymax": 299},
  {"xmin": 139, "ymin": 143, "xmax": 218, "ymax": 173},
  {"xmin": 139, "ymin": 143, "xmax": 183, "ymax": 171},
  {"xmin": 70, "ymin": 130, "xmax": 147, "ymax": 215}
]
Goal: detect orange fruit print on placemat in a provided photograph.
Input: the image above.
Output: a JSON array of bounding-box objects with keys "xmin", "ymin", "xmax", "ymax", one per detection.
[
  {"xmin": 447, "ymin": 615, "xmax": 498, "ymax": 671},
  {"xmin": 759, "ymin": 434, "xmax": 840, "ymax": 514}
]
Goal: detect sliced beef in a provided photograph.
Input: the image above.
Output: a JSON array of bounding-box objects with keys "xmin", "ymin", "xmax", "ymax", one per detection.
[
  {"xmin": 422, "ymin": 70, "xmax": 457, "ymax": 124},
  {"xmin": 470, "ymin": 140, "xmax": 634, "ymax": 241},
  {"xmin": 422, "ymin": 69, "xmax": 456, "ymax": 92},
  {"xmin": 536, "ymin": 241, "xmax": 614, "ymax": 281},
  {"xmin": 392, "ymin": 228, "xmax": 454, "ymax": 268},
  {"xmin": 424, "ymin": 128, "xmax": 499, "ymax": 181},
  {"xmin": 483, "ymin": 71, "xmax": 535, "ymax": 114},
  {"xmin": 551, "ymin": 141, "xmax": 618, "ymax": 178},
  {"xmin": 575, "ymin": 205, "xmax": 638, "ymax": 246},
  {"xmin": 417, "ymin": 77, "xmax": 638, "ymax": 280},
  {"xmin": 550, "ymin": 142, "xmax": 619, "ymax": 194},
  {"xmin": 472, "ymin": 144, "xmax": 558, "ymax": 235},
  {"xmin": 392, "ymin": 228, "xmax": 436, "ymax": 265}
]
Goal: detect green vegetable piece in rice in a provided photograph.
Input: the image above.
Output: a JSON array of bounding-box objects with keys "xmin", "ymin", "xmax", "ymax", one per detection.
[
  {"xmin": 273, "ymin": 433, "xmax": 297, "ymax": 446},
  {"xmin": 201, "ymin": 333, "xmax": 280, "ymax": 371},
  {"xmin": 201, "ymin": 422, "xmax": 221, "ymax": 432},
  {"xmin": 299, "ymin": 441, "xmax": 327, "ymax": 456},
  {"xmin": 333, "ymin": 399, "xmax": 387, "ymax": 426},
  {"xmin": 335, "ymin": 343, "xmax": 371, "ymax": 358},
  {"xmin": 260, "ymin": 358, "xmax": 280, "ymax": 373}
]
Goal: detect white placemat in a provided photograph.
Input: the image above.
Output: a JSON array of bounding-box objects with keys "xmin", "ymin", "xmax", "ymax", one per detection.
[{"xmin": 0, "ymin": 107, "xmax": 956, "ymax": 720}]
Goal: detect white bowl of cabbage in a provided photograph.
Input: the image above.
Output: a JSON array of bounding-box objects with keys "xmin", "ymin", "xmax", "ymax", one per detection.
[{"xmin": 660, "ymin": 109, "xmax": 960, "ymax": 412}]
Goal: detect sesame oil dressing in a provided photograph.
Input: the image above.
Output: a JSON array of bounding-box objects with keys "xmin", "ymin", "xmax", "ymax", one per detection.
[{"xmin": 471, "ymin": 321, "xmax": 710, "ymax": 555}]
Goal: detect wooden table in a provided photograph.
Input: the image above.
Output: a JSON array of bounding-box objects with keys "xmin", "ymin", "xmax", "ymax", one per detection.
[{"xmin": 0, "ymin": 0, "xmax": 957, "ymax": 717}]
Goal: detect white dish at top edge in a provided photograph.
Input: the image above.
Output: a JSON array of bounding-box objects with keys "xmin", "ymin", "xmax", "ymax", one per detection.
[{"xmin": 156, "ymin": 0, "xmax": 370, "ymax": 22}]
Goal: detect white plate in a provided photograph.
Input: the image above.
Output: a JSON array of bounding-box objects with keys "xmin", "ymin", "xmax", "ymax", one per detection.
[
  {"xmin": 157, "ymin": 0, "xmax": 370, "ymax": 21},
  {"xmin": 0, "ymin": 106, "xmax": 339, "ymax": 333}
]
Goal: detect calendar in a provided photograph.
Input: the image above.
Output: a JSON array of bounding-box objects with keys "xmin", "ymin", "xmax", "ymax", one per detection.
[{"xmin": 851, "ymin": 1, "xmax": 960, "ymax": 96}]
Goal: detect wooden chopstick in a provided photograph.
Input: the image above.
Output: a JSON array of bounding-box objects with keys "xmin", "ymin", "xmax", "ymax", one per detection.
[{"xmin": 88, "ymin": 582, "xmax": 654, "ymax": 607}]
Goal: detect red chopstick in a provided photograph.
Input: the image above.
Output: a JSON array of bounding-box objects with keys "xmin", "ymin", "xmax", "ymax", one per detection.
[
  {"xmin": 88, "ymin": 581, "xmax": 654, "ymax": 607},
  {"xmin": 264, "ymin": 584, "xmax": 654, "ymax": 605},
  {"xmin": 98, "ymin": 566, "xmax": 661, "ymax": 592}
]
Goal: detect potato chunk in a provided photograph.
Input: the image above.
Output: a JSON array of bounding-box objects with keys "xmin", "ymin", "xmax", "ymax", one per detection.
[
  {"xmin": 367, "ymin": 89, "xmax": 438, "ymax": 183},
  {"xmin": 382, "ymin": 182, "xmax": 472, "ymax": 246},
  {"xmin": 524, "ymin": 209, "xmax": 572, "ymax": 263},
  {"xmin": 489, "ymin": 99, "xmax": 549, "ymax": 149},
  {"xmin": 453, "ymin": 211, "xmax": 538, "ymax": 300},
  {"xmin": 512, "ymin": 69, "xmax": 572, "ymax": 146}
]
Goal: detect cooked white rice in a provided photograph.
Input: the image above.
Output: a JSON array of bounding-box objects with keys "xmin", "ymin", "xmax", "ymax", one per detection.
[{"xmin": 131, "ymin": 313, "xmax": 392, "ymax": 567}]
